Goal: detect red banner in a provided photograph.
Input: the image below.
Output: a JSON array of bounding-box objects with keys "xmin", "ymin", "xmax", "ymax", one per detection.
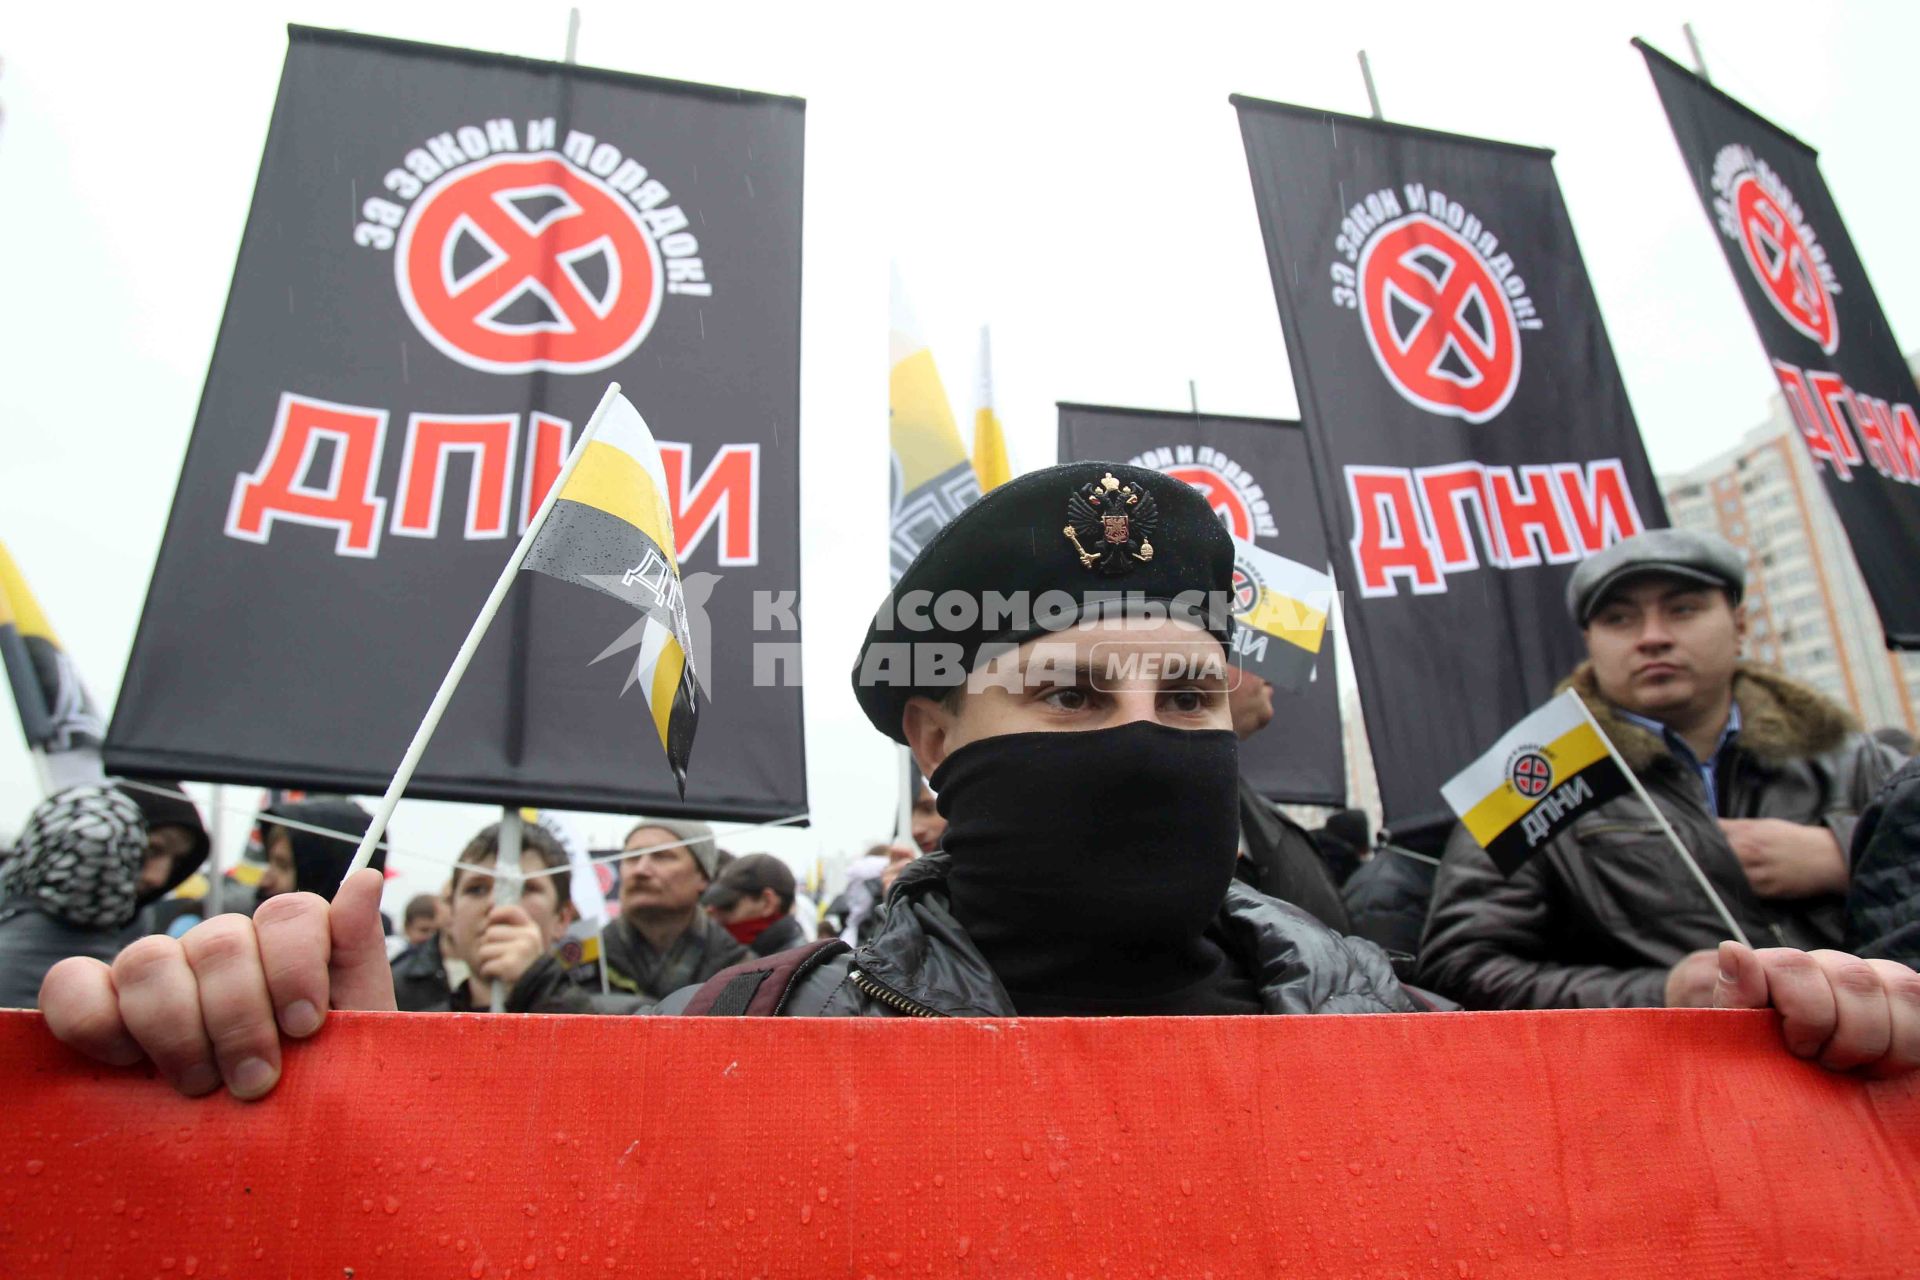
[{"xmin": 2, "ymin": 1009, "xmax": 1915, "ymax": 1276}]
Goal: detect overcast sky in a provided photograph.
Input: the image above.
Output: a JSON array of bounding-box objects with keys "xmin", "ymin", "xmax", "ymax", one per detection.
[{"xmin": 4, "ymin": 0, "xmax": 1917, "ymax": 898}]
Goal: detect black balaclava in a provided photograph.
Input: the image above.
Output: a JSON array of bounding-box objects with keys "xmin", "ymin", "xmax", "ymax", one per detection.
[
  {"xmin": 256, "ymin": 799, "xmax": 381, "ymax": 904},
  {"xmin": 932, "ymin": 721, "xmax": 1253, "ymax": 1017}
]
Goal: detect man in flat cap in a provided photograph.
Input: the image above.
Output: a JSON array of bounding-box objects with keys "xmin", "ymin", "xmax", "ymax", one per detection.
[
  {"xmin": 36, "ymin": 485, "xmax": 1920, "ymax": 1094},
  {"xmin": 1420, "ymin": 528, "xmax": 1906, "ymax": 1015}
]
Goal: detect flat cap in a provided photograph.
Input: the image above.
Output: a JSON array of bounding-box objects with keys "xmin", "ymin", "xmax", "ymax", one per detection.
[
  {"xmin": 852, "ymin": 462, "xmax": 1236, "ymax": 742},
  {"xmin": 1567, "ymin": 527, "xmax": 1745, "ymax": 624},
  {"xmin": 700, "ymin": 852, "xmax": 796, "ymax": 911}
]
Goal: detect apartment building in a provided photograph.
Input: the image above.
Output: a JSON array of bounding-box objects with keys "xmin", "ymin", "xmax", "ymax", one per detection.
[{"xmin": 1662, "ymin": 383, "xmax": 1920, "ymax": 736}]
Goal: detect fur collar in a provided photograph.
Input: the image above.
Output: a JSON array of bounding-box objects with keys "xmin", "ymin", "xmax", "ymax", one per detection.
[{"xmin": 1560, "ymin": 661, "xmax": 1856, "ymax": 773}]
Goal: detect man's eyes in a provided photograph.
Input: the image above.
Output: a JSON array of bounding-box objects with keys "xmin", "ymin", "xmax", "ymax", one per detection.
[
  {"xmin": 1165, "ymin": 688, "xmax": 1216, "ymax": 712},
  {"xmin": 1040, "ymin": 687, "xmax": 1091, "ymax": 711}
]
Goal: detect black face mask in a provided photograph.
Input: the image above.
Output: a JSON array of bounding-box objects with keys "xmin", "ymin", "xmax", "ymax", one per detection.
[{"xmin": 930, "ymin": 721, "xmax": 1246, "ymax": 1015}]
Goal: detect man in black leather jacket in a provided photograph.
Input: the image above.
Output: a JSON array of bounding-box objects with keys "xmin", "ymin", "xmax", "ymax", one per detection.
[{"xmin": 1420, "ymin": 529, "xmax": 1903, "ymax": 1011}]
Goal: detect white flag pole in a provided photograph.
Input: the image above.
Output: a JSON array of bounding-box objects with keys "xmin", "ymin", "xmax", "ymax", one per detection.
[
  {"xmin": 340, "ymin": 381, "xmax": 623, "ymax": 886},
  {"xmin": 1568, "ymin": 692, "xmax": 1751, "ymax": 948}
]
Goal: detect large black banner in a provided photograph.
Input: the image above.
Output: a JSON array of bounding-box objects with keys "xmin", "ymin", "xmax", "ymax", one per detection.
[
  {"xmin": 1234, "ymin": 96, "xmax": 1667, "ymax": 833},
  {"xmin": 1640, "ymin": 42, "xmax": 1920, "ymax": 648},
  {"xmin": 1057, "ymin": 403, "xmax": 1347, "ymax": 808},
  {"xmin": 105, "ymin": 28, "xmax": 807, "ymax": 819}
]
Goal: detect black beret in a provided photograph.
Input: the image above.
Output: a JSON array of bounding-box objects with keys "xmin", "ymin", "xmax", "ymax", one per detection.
[{"xmin": 852, "ymin": 462, "xmax": 1236, "ymax": 742}]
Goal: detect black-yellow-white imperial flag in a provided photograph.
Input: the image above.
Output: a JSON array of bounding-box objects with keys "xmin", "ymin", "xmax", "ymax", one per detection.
[
  {"xmin": 524, "ymin": 393, "xmax": 701, "ymax": 792},
  {"xmin": 1440, "ymin": 690, "xmax": 1631, "ymax": 876}
]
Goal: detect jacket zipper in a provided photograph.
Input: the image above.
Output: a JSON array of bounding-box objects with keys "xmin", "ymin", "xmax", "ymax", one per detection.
[{"xmin": 847, "ymin": 967, "xmax": 946, "ymax": 1018}]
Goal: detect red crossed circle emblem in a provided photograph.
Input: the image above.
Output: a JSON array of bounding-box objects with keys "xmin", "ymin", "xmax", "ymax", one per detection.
[
  {"xmin": 1229, "ymin": 561, "xmax": 1262, "ymax": 616},
  {"xmin": 1509, "ymin": 751, "xmax": 1553, "ymax": 800},
  {"xmin": 1732, "ymin": 174, "xmax": 1838, "ymax": 355},
  {"xmin": 1166, "ymin": 465, "xmax": 1254, "ymax": 541},
  {"xmin": 396, "ymin": 153, "xmax": 663, "ymax": 374},
  {"xmin": 1358, "ymin": 214, "xmax": 1521, "ymax": 424}
]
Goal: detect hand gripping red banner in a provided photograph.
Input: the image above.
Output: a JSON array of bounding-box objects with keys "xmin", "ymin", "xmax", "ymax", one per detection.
[{"xmin": 2, "ymin": 1009, "xmax": 1916, "ymax": 1277}]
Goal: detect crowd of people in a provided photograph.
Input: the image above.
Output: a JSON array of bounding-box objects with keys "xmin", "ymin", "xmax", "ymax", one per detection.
[{"xmin": 6, "ymin": 463, "xmax": 1919, "ymax": 1099}]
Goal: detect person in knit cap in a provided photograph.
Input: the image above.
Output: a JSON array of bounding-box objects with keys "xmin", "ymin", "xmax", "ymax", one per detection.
[
  {"xmin": 520, "ymin": 817, "xmax": 744, "ymax": 1010},
  {"xmin": 0, "ymin": 786, "xmax": 147, "ymax": 1008}
]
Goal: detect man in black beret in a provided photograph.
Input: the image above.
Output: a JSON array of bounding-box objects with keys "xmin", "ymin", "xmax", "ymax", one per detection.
[
  {"xmin": 36, "ymin": 478, "xmax": 1920, "ymax": 1093},
  {"xmin": 814, "ymin": 462, "xmax": 1415, "ymax": 1017}
]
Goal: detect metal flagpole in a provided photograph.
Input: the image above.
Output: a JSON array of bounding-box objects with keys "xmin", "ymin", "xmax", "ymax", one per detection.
[
  {"xmin": 489, "ymin": 809, "xmax": 525, "ymax": 1012},
  {"xmin": 1188, "ymin": 380, "xmax": 1199, "ymax": 414},
  {"xmin": 896, "ymin": 746, "xmax": 915, "ymax": 844},
  {"xmin": 1569, "ymin": 695, "xmax": 1751, "ymax": 948},
  {"xmin": 1683, "ymin": 23, "xmax": 1710, "ymax": 82},
  {"xmin": 341, "ymin": 381, "xmax": 623, "ymax": 884},
  {"xmin": 1357, "ymin": 51, "xmax": 1383, "ymax": 120}
]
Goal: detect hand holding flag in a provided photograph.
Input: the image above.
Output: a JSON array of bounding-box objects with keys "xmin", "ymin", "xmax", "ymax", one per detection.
[
  {"xmin": 343, "ymin": 384, "xmax": 702, "ymax": 887},
  {"xmin": 1440, "ymin": 689, "xmax": 1749, "ymax": 946}
]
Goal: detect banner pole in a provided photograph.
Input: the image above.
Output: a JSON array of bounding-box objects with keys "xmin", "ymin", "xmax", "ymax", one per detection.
[
  {"xmin": 895, "ymin": 745, "xmax": 915, "ymax": 843},
  {"xmin": 564, "ymin": 7, "xmax": 581, "ymax": 63},
  {"xmin": 1569, "ymin": 694, "xmax": 1751, "ymax": 948},
  {"xmin": 1682, "ymin": 23, "xmax": 1710, "ymax": 82},
  {"xmin": 1357, "ymin": 50, "xmax": 1383, "ymax": 120},
  {"xmin": 341, "ymin": 381, "xmax": 623, "ymax": 887},
  {"xmin": 489, "ymin": 808, "xmax": 525, "ymax": 1013},
  {"xmin": 1188, "ymin": 379, "xmax": 1199, "ymax": 414}
]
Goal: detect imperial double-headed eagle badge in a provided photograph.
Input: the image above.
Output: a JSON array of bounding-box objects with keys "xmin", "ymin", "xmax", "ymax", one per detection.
[{"xmin": 1063, "ymin": 472, "xmax": 1157, "ymax": 575}]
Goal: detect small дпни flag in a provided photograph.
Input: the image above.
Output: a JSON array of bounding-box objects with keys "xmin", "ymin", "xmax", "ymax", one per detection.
[
  {"xmin": 1228, "ymin": 537, "xmax": 1334, "ymax": 695},
  {"xmin": 1440, "ymin": 689, "xmax": 1631, "ymax": 876},
  {"xmin": 522, "ymin": 393, "xmax": 700, "ymax": 792}
]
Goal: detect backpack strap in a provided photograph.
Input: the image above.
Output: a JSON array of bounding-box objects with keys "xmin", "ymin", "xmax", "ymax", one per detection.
[{"xmin": 680, "ymin": 939, "xmax": 851, "ymax": 1016}]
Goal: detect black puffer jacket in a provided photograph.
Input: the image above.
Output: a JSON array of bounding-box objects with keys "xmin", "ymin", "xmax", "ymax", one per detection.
[
  {"xmin": 1235, "ymin": 778, "xmax": 1351, "ymax": 933},
  {"xmin": 1419, "ymin": 663, "xmax": 1902, "ymax": 1010},
  {"xmin": 1846, "ymin": 757, "xmax": 1920, "ymax": 966},
  {"xmin": 1340, "ymin": 847, "xmax": 1439, "ymax": 968},
  {"xmin": 657, "ymin": 853, "xmax": 1416, "ymax": 1017}
]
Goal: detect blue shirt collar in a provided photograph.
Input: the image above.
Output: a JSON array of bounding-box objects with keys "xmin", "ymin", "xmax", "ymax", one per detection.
[{"xmin": 1615, "ymin": 702, "xmax": 1739, "ymax": 756}]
